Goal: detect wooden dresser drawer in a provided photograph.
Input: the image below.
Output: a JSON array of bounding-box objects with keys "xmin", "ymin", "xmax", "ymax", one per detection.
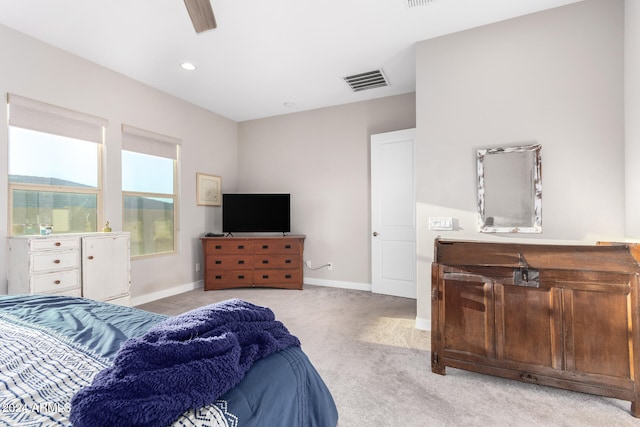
[
  {"xmin": 205, "ymin": 270, "xmax": 254, "ymax": 287},
  {"xmin": 254, "ymin": 254, "xmax": 300, "ymax": 269},
  {"xmin": 254, "ymin": 239, "xmax": 301, "ymax": 254},
  {"xmin": 31, "ymin": 269, "xmax": 80, "ymax": 294},
  {"xmin": 205, "ymin": 240, "xmax": 254, "ymax": 254},
  {"xmin": 254, "ymin": 269, "xmax": 301, "ymax": 286},
  {"xmin": 30, "ymin": 251, "xmax": 80, "ymax": 273},
  {"xmin": 29, "ymin": 237, "xmax": 80, "ymax": 252},
  {"xmin": 207, "ymin": 254, "xmax": 254, "ymax": 269}
]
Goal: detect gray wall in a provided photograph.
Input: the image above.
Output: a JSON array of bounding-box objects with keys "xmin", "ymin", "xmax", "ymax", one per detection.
[
  {"xmin": 0, "ymin": 24, "xmax": 238, "ymax": 299},
  {"xmin": 416, "ymin": 0, "xmax": 625, "ymax": 326},
  {"xmin": 238, "ymin": 94, "xmax": 416, "ymax": 287},
  {"xmin": 626, "ymin": 0, "xmax": 640, "ymax": 238}
]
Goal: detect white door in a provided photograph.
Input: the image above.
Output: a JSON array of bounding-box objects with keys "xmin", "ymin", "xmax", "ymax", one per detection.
[
  {"xmin": 82, "ymin": 234, "xmax": 130, "ymax": 302},
  {"xmin": 371, "ymin": 128, "xmax": 416, "ymax": 299}
]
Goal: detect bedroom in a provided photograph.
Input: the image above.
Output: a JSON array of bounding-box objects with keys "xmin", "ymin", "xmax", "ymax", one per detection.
[{"xmin": 0, "ymin": 0, "xmax": 639, "ymax": 424}]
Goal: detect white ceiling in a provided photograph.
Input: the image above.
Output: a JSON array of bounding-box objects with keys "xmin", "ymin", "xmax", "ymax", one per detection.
[{"xmin": 0, "ymin": 0, "xmax": 583, "ymax": 122}]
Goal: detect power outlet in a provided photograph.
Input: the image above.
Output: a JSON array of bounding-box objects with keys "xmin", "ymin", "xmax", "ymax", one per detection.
[
  {"xmin": 195, "ymin": 263, "xmax": 201, "ymax": 272},
  {"xmin": 327, "ymin": 262, "xmax": 333, "ymax": 271},
  {"xmin": 306, "ymin": 260, "xmax": 312, "ymax": 268}
]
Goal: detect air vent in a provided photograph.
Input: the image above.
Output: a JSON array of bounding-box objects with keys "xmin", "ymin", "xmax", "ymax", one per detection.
[
  {"xmin": 407, "ymin": 0, "xmax": 437, "ymax": 8},
  {"xmin": 343, "ymin": 70, "xmax": 389, "ymax": 92}
]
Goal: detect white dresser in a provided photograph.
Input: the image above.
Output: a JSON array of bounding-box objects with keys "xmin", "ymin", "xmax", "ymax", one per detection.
[{"xmin": 7, "ymin": 232, "xmax": 131, "ymax": 306}]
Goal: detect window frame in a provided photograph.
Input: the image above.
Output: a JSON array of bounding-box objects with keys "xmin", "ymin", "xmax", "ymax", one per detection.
[
  {"xmin": 121, "ymin": 125, "xmax": 180, "ymax": 259},
  {"xmin": 7, "ymin": 94, "xmax": 105, "ymax": 236}
]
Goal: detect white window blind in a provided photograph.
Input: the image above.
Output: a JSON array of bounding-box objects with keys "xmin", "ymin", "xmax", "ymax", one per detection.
[
  {"xmin": 7, "ymin": 93, "xmax": 107, "ymax": 144},
  {"xmin": 121, "ymin": 124, "xmax": 180, "ymax": 160}
]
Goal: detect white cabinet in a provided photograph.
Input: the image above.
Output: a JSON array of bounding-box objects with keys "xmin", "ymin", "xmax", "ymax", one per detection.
[{"xmin": 7, "ymin": 232, "xmax": 131, "ymax": 305}]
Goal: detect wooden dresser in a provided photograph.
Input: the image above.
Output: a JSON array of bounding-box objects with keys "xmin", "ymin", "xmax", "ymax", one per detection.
[
  {"xmin": 201, "ymin": 235, "xmax": 305, "ymax": 290},
  {"xmin": 431, "ymin": 238, "xmax": 640, "ymax": 416}
]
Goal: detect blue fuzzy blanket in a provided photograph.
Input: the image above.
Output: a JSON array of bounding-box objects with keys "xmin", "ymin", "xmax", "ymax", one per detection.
[{"xmin": 69, "ymin": 299, "xmax": 300, "ymax": 427}]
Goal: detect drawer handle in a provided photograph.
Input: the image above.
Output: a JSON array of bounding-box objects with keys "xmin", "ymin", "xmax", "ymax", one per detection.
[
  {"xmin": 238, "ymin": 275, "xmax": 245, "ymax": 279},
  {"xmin": 285, "ymin": 274, "xmax": 292, "ymax": 279},
  {"xmin": 262, "ymin": 260, "xmax": 269, "ymax": 264},
  {"xmin": 88, "ymin": 256, "xmax": 94, "ymax": 260},
  {"xmin": 285, "ymin": 259, "xmax": 292, "ymax": 264},
  {"xmin": 285, "ymin": 244, "xmax": 291, "ymax": 249},
  {"xmin": 238, "ymin": 245, "xmax": 244, "ymax": 249},
  {"xmin": 215, "ymin": 245, "xmax": 222, "ymax": 250},
  {"xmin": 238, "ymin": 260, "xmax": 245, "ymax": 265},
  {"xmin": 54, "ymin": 280, "xmax": 61, "ymax": 285},
  {"xmin": 54, "ymin": 259, "xmax": 61, "ymax": 264},
  {"xmin": 215, "ymin": 275, "xmax": 222, "ymax": 280},
  {"xmin": 55, "ymin": 242, "xmax": 62, "ymax": 247},
  {"xmin": 262, "ymin": 245, "xmax": 269, "ymax": 249},
  {"xmin": 262, "ymin": 275, "xmax": 269, "ymax": 279},
  {"xmin": 215, "ymin": 260, "xmax": 222, "ymax": 264}
]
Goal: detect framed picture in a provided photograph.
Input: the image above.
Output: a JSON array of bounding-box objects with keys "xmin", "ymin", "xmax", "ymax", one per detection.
[{"xmin": 196, "ymin": 173, "xmax": 222, "ymax": 206}]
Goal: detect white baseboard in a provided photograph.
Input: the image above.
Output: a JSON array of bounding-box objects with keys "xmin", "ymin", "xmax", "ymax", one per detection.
[
  {"xmin": 130, "ymin": 280, "xmax": 203, "ymax": 307},
  {"xmin": 304, "ymin": 277, "xmax": 372, "ymax": 292},
  {"xmin": 415, "ymin": 316, "xmax": 431, "ymax": 331}
]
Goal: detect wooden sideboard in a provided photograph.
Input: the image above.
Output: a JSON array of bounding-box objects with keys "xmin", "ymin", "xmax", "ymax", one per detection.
[
  {"xmin": 431, "ymin": 238, "xmax": 640, "ymax": 417},
  {"xmin": 201, "ymin": 235, "xmax": 305, "ymax": 290}
]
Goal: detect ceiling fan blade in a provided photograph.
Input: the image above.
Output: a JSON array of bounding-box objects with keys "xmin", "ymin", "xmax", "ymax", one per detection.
[{"xmin": 184, "ymin": 0, "xmax": 217, "ymax": 33}]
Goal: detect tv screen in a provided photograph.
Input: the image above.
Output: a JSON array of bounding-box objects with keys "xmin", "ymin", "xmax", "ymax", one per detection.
[{"xmin": 222, "ymin": 193, "xmax": 290, "ymax": 233}]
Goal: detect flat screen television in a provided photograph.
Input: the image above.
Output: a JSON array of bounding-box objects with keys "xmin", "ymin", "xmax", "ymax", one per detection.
[{"xmin": 222, "ymin": 193, "xmax": 290, "ymax": 233}]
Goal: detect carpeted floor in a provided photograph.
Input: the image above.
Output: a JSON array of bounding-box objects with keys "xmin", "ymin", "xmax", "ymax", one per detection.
[{"xmin": 137, "ymin": 284, "xmax": 640, "ymax": 427}]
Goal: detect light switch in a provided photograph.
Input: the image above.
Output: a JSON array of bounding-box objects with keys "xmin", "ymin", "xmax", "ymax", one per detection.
[{"xmin": 429, "ymin": 217, "xmax": 454, "ymax": 231}]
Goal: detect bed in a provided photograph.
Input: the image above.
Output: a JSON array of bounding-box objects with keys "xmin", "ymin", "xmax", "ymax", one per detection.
[{"xmin": 0, "ymin": 294, "xmax": 338, "ymax": 426}]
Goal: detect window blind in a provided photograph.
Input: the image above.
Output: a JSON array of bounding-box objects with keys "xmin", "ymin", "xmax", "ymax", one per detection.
[
  {"xmin": 121, "ymin": 124, "xmax": 180, "ymax": 160},
  {"xmin": 7, "ymin": 94, "xmax": 107, "ymax": 144}
]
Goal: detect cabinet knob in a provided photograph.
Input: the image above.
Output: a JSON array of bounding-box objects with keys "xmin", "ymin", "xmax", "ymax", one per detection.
[
  {"xmin": 55, "ymin": 242, "xmax": 62, "ymax": 247},
  {"xmin": 54, "ymin": 259, "xmax": 61, "ymax": 264},
  {"xmin": 54, "ymin": 280, "xmax": 61, "ymax": 285},
  {"xmin": 88, "ymin": 255, "xmax": 94, "ymax": 260}
]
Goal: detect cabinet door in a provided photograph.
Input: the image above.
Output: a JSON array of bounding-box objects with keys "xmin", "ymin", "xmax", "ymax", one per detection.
[
  {"xmin": 563, "ymin": 277, "xmax": 633, "ymax": 381},
  {"xmin": 494, "ymin": 284, "xmax": 563, "ymax": 370},
  {"xmin": 438, "ymin": 270, "xmax": 495, "ymax": 360},
  {"xmin": 82, "ymin": 235, "xmax": 130, "ymax": 302}
]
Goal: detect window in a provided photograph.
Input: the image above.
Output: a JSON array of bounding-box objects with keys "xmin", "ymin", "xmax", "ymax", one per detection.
[
  {"xmin": 122, "ymin": 125, "xmax": 179, "ymax": 257},
  {"xmin": 7, "ymin": 94, "xmax": 105, "ymax": 236}
]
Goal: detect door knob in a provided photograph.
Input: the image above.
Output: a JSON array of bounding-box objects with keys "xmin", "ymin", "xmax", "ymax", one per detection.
[{"xmin": 373, "ymin": 232, "xmax": 379, "ymax": 237}]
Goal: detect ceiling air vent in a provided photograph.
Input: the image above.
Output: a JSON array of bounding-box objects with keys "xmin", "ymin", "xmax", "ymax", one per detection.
[
  {"xmin": 343, "ymin": 69, "xmax": 389, "ymax": 92},
  {"xmin": 407, "ymin": 0, "xmax": 437, "ymax": 8}
]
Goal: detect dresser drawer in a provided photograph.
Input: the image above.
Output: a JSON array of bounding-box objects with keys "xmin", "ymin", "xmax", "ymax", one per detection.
[
  {"xmin": 29, "ymin": 237, "xmax": 80, "ymax": 252},
  {"xmin": 31, "ymin": 269, "xmax": 81, "ymax": 294},
  {"xmin": 253, "ymin": 239, "xmax": 301, "ymax": 254},
  {"xmin": 254, "ymin": 253, "xmax": 300, "ymax": 269},
  {"xmin": 205, "ymin": 270, "xmax": 254, "ymax": 287},
  {"xmin": 206, "ymin": 254, "xmax": 254, "ymax": 270},
  {"xmin": 205, "ymin": 239, "xmax": 254, "ymax": 254},
  {"xmin": 254, "ymin": 269, "xmax": 301, "ymax": 285},
  {"xmin": 31, "ymin": 251, "xmax": 80, "ymax": 273}
]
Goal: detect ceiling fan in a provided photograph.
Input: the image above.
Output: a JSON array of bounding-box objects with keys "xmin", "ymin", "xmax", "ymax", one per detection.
[{"xmin": 184, "ymin": 0, "xmax": 217, "ymax": 33}]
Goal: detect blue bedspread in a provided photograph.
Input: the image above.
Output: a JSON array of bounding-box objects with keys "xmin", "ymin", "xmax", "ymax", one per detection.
[
  {"xmin": 70, "ymin": 299, "xmax": 301, "ymax": 427},
  {"xmin": 0, "ymin": 294, "xmax": 338, "ymax": 427}
]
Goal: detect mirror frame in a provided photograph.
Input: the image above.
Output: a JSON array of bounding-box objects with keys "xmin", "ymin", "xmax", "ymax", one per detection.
[{"xmin": 477, "ymin": 143, "xmax": 542, "ymax": 233}]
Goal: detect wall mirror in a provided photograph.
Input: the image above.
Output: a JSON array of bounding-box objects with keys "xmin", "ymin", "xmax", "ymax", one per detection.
[{"xmin": 477, "ymin": 143, "xmax": 542, "ymax": 233}]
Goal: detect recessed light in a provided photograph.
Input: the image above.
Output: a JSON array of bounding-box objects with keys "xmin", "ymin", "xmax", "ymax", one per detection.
[{"xmin": 180, "ymin": 62, "xmax": 196, "ymax": 71}]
